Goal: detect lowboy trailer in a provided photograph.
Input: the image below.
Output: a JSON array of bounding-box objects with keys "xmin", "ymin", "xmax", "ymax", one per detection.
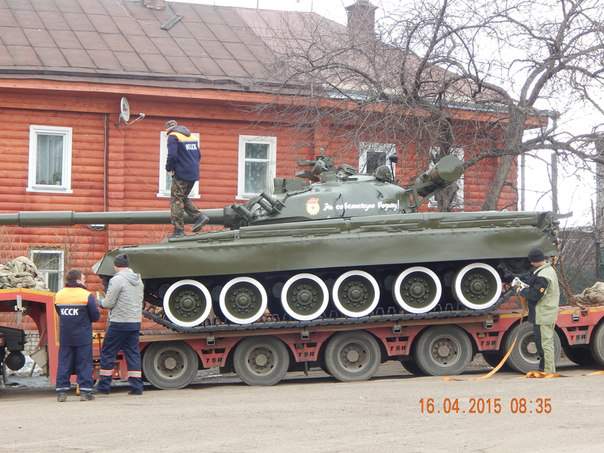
[{"xmin": 0, "ymin": 289, "xmax": 603, "ymax": 389}]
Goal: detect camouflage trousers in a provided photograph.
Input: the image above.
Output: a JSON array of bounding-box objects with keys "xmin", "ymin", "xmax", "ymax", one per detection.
[{"xmin": 170, "ymin": 176, "xmax": 201, "ymax": 230}]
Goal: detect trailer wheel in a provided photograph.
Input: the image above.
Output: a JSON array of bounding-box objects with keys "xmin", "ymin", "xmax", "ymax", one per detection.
[
  {"xmin": 505, "ymin": 323, "xmax": 561, "ymax": 374},
  {"xmin": 142, "ymin": 342, "xmax": 199, "ymax": 390},
  {"xmin": 591, "ymin": 322, "xmax": 604, "ymax": 367},
  {"xmin": 324, "ymin": 331, "xmax": 381, "ymax": 382},
  {"xmin": 234, "ymin": 337, "xmax": 289, "ymax": 386},
  {"xmin": 564, "ymin": 346, "xmax": 596, "ymax": 367},
  {"xmin": 414, "ymin": 326, "xmax": 472, "ymax": 376},
  {"xmin": 481, "ymin": 351, "xmax": 511, "ymax": 370},
  {"xmin": 400, "ymin": 357, "xmax": 425, "ymax": 376}
]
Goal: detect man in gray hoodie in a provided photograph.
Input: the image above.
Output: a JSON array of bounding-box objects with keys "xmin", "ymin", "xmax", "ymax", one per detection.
[{"xmin": 96, "ymin": 254, "xmax": 145, "ymax": 395}]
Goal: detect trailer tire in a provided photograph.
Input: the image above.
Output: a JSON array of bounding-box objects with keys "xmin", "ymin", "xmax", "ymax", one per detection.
[
  {"xmin": 564, "ymin": 346, "xmax": 596, "ymax": 367},
  {"xmin": 481, "ymin": 351, "xmax": 511, "ymax": 370},
  {"xmin": 591, "ymin": 322, "xmax": 604, "ymax": 367},
  {"xmin": 414, "ymin": 326, "xmax": 472, "ymax": 376},
  {"xmin": 142, "ymin": 342, "xmax": 199, "ymax": 390},
  {"xmin": 234, "ymin": 337, "xmax": 290, "ymax": 386},
  {"xmin": 324, "ymin": 331, "xmax": 381, "ymax": 382},
  {"xmin": 400, "ymin": 357, "xmax": 426, "ymax": 376},
  {"xmin": 505, "ymin": 322, "xmax": 561, "ymax": 374}
]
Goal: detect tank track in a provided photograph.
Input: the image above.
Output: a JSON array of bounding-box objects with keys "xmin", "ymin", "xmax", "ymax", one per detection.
[{"xmin": 143, "ymin": 291, "xmax": 511, "ymax": 334}]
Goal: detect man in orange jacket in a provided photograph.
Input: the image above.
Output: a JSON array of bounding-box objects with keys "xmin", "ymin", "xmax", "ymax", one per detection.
[{"xmin": 54, "ymin": 269, "xmax": 100, "ymax": 402}]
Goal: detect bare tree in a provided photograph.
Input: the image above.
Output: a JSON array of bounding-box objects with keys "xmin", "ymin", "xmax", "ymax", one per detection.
[{"xmin": 253, "ymin": 0, "xmax": 604, "ymax": 211}]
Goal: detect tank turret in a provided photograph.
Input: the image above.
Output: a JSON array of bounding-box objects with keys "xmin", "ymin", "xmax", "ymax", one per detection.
[
  {"xmin": 0, "ymin": 154, "xmax": 557, "ymax": 330},
  {"xmin": 0, "ymin": 155, "xmax": 464, "ymax": 231}
]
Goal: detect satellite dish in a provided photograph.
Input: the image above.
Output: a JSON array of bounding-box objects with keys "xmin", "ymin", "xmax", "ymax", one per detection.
[{"xmin": 119, "ymin": 97, "xmax": 131, "ymax": 123}]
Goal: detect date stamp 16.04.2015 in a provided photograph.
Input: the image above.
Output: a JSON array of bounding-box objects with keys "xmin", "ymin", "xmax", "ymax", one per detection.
[{"xmin": 419, "ymin": 397, "xmax": 552, "ymax": 415}]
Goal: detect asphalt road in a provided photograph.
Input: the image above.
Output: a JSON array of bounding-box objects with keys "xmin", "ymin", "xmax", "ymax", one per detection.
[{"xmin": 1, "ymin": 363, "xmax": 603, "ymax": 453}]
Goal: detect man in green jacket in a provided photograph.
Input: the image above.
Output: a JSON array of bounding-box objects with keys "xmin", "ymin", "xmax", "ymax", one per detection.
[{"xmin": 520, "ymin": 248, "xmax": 560, "ymax": 374}]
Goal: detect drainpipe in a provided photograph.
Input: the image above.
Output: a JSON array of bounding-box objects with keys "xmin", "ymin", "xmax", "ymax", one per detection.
[{"xmin": 103, "ymin": 113, "xmax": 109, "ymax": 212}]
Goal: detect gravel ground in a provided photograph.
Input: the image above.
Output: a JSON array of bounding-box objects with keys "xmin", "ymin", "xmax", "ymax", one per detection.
[{"xmin": 1, "ymin": 360, "xmax": 603, "ymax": 453}]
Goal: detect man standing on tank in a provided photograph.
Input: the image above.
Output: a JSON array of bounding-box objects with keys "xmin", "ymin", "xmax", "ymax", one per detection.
[
  {"xmin": 516, "ymin": 248, "xmax": 560, "ymax": 375},
  {"xmin": 165, "ymin": 120, "xmax": 209, "ymax": 238},
  {"xmin": 96, "ymin": 254, "xmax": 145, "ymax": 395}
]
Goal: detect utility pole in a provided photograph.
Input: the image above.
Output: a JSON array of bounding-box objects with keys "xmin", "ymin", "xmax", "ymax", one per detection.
[
  {"xmin": 596, "ymin": 140, "xmax": 604, "ymax": 278},
  {"xmin": 551, "ymin": 152, "xmax": 558, "ymax": 214},
  {"xmin": 520, "ymin": 153, "xmax": 525, "ymax": 210}
]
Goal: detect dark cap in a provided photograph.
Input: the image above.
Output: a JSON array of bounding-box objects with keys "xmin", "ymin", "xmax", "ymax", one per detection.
[
  {"xmin": 528, "ymin": 248, "xmax": 545, "ymax": 263},
  {"xmin": 113, "ymin": 254, "xmax": 129, "ymax": 268},
  {"xmin": 65, "ymin": 269, "xmax": 83, "ymax": 284},
  {"xmin": 165, "ymin": 120, "xmax": 177, "ymax": 132}
]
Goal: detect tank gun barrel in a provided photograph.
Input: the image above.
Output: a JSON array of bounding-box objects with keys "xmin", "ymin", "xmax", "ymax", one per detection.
[
  {"xmin": 412, "ymin": 155, "xmax": 464, "ymax": 198},
  {"xmin": 0, "ymin": 209, "xmax": 227, "ymax": 227}
]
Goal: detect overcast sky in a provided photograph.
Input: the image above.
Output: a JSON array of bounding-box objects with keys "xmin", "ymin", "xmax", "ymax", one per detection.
[{"xmin": 171, "ymin": 0, "xmax": 596, "ymax": 226}]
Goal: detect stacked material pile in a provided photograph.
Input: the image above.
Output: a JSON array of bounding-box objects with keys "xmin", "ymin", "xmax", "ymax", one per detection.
[
  {"xmin": 0, "ymin": 257, "xmax": 47, "ymax": 290},
  {"xmin": 573, "ymin": 282, "xmax": 604, "ymax": 306}
]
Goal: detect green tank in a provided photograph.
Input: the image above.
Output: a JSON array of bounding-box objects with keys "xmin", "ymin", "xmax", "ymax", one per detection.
[{"xmin": 0, "ymin": 155, "xmax": 558, "ymax": 329}]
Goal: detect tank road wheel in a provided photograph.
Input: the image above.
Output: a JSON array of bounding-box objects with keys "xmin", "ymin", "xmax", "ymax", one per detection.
[
  {"xmin": 393, "ymin": 266, "xmax": 442, "ymax": 314},
  {"xmin": 332, "ymin": 270, "xmax": 380, "ymax": 318},
  {"xmin": 163, "ymin": 280, "xmax": 212, "ymax": 328},
  {"xmin": 505, "ymin": 322, "xmax": 561, "ymax": 373},
  {"xmin": 590, "ymin": 322, "xmax": 604, "ymax": 367},
  {"xmin": 219, "ymin": 277, "xmax": 268, "ymax": 324},
  {"xmin": 453, "ymin": 263, "xmax": 502, "ymax": 310},
  {"xmin": 142, "ymin": 342, "xmax": 199, "ymax": 390},
  {"xmin": 414, "ymin": 326, "xmax": 473, "ymax": 376},
  {"xmin": 281, "ymin": 273, "xmax": 329, "ymax": 321},
  {"xmin": 233, "ymin": 337, "xmax": 290, "ymax": 386},
  {"xmin": 324, "ymin": 331, "xmax": 381, "ymax": 382}
]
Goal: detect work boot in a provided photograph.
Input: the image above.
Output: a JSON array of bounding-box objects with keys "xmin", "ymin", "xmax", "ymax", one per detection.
[
  {"xmin": 128, "ymin": 389, "xmax": 143, "ymax": 396},
  {"xmin": 168, "ymin": 228, "xmax": 185, "ymax": 239},
  {"xmin": 192, "ymin": 214, "xmax": 210, "ymax": 233},
  {"xmin": 93, "ymin": 385, "xmax": 110, "ymax": 395},
  {"xmin": 80, "ymin": 392, "xmax": 95, "ymax": 401},
  {"xmin": 57, "ymin": 392, "xmax": 67, "ymax": 402}
]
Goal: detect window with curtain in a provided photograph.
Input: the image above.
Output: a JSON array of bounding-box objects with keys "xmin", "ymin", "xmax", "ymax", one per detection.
[
  {"xmin": 157, "ymin": 131, "xmax": 200, "ymax": 198},
  {"xmin": 238, "ymin": 136, "xmax": 277, "ymax": 198},
  {"xmin": 30, "ymin": 250, "xmax": 64, "ymax": 292},
  {"xmin": 28, "ymin": 126, "xmax": 72, "ymax": 192}
]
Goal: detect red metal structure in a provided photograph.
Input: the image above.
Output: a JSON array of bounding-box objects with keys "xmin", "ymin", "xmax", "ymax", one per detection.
[{"xmin": 1, "ymin": 289, "xmax": 603, "ymax": 389}]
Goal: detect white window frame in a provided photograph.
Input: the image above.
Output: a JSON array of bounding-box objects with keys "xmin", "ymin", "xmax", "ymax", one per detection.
[
  {"xmin": 359, "ymin": 142, "xmax": 397, "ymax": 175},
  {"xmin": 27, "ymin": 125, "xmax": 73, "ymax": 193},
  {"xmin": 237, "ymin": 135, "xmax": 277, "ymax": 199},
  {"xmin": 29, "ymin": 249, "xmax": 65, "ymax": 292},
  {"xmin": 428, "ymin": 146, "xmax": 464, "ymax": 209},
  {"xmin": 157, "ymin": 131, "xmax": 200, "ymax": 198}
]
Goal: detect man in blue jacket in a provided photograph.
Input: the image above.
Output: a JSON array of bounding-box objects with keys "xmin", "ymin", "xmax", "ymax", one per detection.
[
  {"xmin": 54, "ymin": 269, "xmax": 100, "ymax": 402},
  {"xmin": 165, "ymin": 120, "xmax": 209, "ymax": 238}
]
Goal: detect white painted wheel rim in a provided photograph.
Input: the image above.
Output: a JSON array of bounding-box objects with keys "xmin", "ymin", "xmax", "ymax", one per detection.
[
  {"xmin": 332, "ymin": 270, "xmax": 380, "ymax": 318},
  {"xmin": 454, "ymin": 263, "xmax": 502, "ymax": 310},
  {"xmin": 281, "ymin": 273, "xmax": 329, "ymax": 321},
  {"xmin": 163, "ymin": 279, "xmax": 212, "ymax": 328},
  {"xmin": 219, "ymin": 277, "xmax": 268, "ymax": 324},
  {"xmin": 393, "ymin": 266, "xmax": 442, "ymax": 314}
]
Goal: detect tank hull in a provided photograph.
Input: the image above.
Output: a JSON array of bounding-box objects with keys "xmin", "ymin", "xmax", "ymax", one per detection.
[{"xmin": 95, "ymin": 211, "xmax": 557, "ymax": 279}]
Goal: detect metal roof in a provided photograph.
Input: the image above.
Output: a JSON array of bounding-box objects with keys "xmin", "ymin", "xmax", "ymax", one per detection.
[{"xmin": 0, "ymin": 0, "xmax": 343, "ymax": 91}]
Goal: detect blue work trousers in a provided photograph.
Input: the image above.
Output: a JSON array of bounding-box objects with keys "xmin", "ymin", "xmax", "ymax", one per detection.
[
  {"xmin": 97, "ymin": 325, "xmax": 143, "ymax": 393},
  {"xmin": 56, "ymin": 344, "xmax": 94, "ymax": 393}
]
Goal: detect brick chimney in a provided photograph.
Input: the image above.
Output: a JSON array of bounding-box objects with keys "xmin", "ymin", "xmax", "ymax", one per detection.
[
  {"xmin": 345, "ymin": 0, "xmax": 377, "ymax": 43},
  {"xmin": 143, "ymin": 0, "xmax": 166, "ymax": 10}
]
